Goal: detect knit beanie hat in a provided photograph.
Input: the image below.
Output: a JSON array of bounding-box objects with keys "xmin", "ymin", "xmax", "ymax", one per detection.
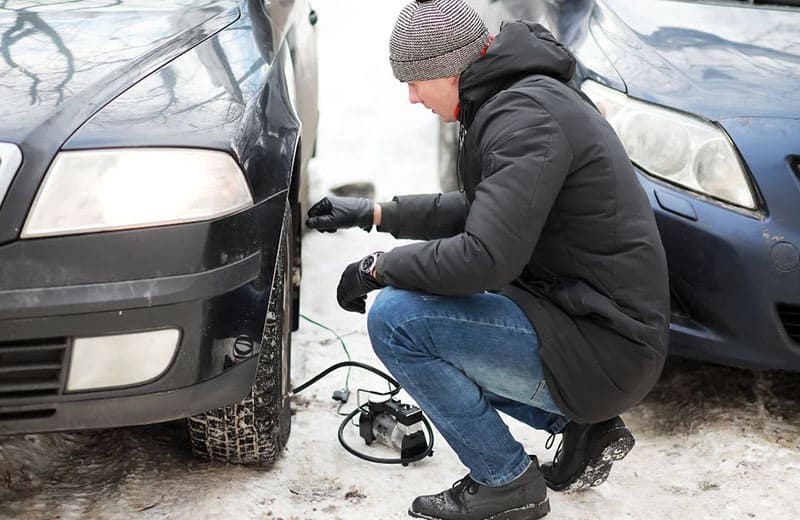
[{"xmin": 390, "ymin": 0, "xmax": 490, "ymax": 82}]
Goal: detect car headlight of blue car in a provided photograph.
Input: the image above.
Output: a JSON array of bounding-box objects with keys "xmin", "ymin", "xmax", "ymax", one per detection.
[{"xmin": 581, "ymin": 79, "xmax": 757, "ymax": 211}]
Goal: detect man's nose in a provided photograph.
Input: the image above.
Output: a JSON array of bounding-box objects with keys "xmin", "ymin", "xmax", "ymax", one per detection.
[{"xmin": 408, "ymin": 85, "xmax": 421, "ymax": 104}]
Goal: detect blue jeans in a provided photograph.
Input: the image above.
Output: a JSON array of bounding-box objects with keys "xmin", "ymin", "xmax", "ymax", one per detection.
[{"xmin": 367, "ymin": 287, "xmax": 570, "ymax": 487}]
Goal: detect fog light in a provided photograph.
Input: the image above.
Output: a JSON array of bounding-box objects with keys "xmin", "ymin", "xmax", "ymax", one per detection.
[{"xmin": 67, "ymin": 329, "xmax": 180, "ymax": 391}]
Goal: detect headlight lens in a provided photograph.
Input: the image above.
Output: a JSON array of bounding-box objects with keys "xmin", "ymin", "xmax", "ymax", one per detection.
[
  {"xmin": 581, "ymin": 80, "xmax": 756, "ymax": 209},
  {"xmin": 22, "ymin": 148, "xmax": 254, "ymax": 238}
]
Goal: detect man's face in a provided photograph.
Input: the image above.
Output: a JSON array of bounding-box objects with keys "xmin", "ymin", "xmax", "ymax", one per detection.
[{"xmin": 407, "ymin": 76, "xmax": 460, "ymax": 123}]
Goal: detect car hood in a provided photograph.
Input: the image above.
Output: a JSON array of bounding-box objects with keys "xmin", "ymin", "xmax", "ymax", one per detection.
[
  {"xmin": 0, "ymin": 1, "xmax": 239, "ymax": 144},
  {"xmin": 592, "ymin": 0, "xmax": 800, "ymax": 120}
]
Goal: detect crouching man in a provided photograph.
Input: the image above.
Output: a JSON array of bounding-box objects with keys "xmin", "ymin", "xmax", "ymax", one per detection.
[{"xmin": 307, "ymin": 0, "xmax": 669, "ymax": 518}]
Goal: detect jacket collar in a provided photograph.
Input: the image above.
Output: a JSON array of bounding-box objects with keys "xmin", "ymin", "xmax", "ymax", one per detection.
[{"xmin": 458, "ymin": 21, "xmax": 576, "ymax": 128}]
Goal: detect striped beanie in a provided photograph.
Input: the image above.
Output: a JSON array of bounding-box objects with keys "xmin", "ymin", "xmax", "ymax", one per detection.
[{"xmin": 390, "ymin": 0, "xmax": 490, "ymax": 82}]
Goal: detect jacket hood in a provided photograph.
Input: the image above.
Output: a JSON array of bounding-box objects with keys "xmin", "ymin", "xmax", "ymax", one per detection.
[{"xmin": 458, "ymin": 21, "xmax": 576, "ymax": 126}]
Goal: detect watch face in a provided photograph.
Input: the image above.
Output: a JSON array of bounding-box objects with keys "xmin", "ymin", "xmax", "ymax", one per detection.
[{"xmin": 360, "ymin": 255, "xmax": 375, "ymax": 273}]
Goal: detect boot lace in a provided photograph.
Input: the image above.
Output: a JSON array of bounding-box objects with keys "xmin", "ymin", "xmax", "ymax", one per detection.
[
  {"xmin": 545, "ymin": 432, "xmax": 564, "ymax": 465},
  {"xmin": 451, "ymin": 474, "xmax": 481, "ymax": 495}
]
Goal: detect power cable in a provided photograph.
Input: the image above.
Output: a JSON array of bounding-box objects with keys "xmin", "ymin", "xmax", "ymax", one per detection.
[{"xmin": 290, "ymin": 316, "xmax": 435, "ymax": 466}]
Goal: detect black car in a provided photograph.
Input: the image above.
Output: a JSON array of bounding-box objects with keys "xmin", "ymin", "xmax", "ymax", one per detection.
[
  {"xmin": 0, "ymin": 0, "xmax": 318, "ymax": 465},
  {"xmin": 442, "ymin": 0, "xmax": 800, "ymax": 372}
]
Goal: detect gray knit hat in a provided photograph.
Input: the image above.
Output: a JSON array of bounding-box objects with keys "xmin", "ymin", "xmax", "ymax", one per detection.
[{"xmin": 390, "ymin": 0, "xmax": 490, "ymax": 82}]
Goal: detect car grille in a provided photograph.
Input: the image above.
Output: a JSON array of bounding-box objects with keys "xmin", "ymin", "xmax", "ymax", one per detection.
[
  {"xmin": 777, "ymin": 304, "xmax": 800, "ymax": 346},
  {"xmin": 0, "ymin": 338, "xmax": 68, "ymax": 402}
]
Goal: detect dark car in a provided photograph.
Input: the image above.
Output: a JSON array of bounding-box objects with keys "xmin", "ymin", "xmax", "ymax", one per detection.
[
  {"xmin": 441, "ymin": 0, "xmax": 800, "ymax": 371},
  {"xmin": 0, "ymin": 0, "xmax": 318, "ymax": 465}
]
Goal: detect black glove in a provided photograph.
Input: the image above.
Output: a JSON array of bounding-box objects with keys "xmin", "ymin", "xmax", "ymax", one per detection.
[
  {"xmin": 337, "ymin": 253, "xmax": 386, "ymax": 313},
  {"xmin": 306, "ymin": 195, "xmax": 374, "ymax": 232}
]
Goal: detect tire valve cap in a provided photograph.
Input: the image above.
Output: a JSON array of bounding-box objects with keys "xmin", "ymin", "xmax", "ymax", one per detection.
[{"xmin": 233, "ymin": 335, "xmax": 255, "ymax": 358}]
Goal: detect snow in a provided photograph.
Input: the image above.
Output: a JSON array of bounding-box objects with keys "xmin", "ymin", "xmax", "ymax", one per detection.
[{"xmin": 1, "ymin": 1, "xmax": 799, "ymax": 519}]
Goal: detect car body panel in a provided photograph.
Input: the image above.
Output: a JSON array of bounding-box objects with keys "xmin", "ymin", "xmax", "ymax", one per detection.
[
  {"xmin": 0, "ymin": 0, "xmax": 318, "ymax": 243},
  {"xmin": 0, "ymin": 1, "xmax": 241, "ymax": 143},
  {"xmin": 642, "ymin": 139, "xmax": 800, "ymax": 370},
  {"xmin": 0, "ymin": 0, "xmax": 317, "ymax": 434},
  {"xmin": 591, "ymin": 0, "xmax": 800, "ymax": 120}
]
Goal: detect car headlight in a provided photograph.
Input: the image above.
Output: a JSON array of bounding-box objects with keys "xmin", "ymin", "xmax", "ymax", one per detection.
[
  {"xmin": 22, "ymin": 148, "xmax": 254, "ymax": 238},
  {"xmin": 581, "ymin": 80, "xmax": 756, "ymax": 210}
]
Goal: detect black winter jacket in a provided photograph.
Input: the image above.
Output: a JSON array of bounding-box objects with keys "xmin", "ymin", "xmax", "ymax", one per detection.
[{"xmin": 375, "ymin": 21, "xmax": 669, "ymax": 423}]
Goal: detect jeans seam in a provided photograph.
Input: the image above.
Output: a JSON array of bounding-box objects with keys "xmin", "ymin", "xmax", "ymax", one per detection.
[
  {"xmin": 382, "ymin": 338, "xmax": 507, "ymax": 485},
  {"xmin": 387, "ymin": 315, "xmax": 537, "ymax": 339},
  {"xmin": 551, "ymin": 415, "xmax": 571, "ymax": 434},
  {"xmin": 491, "ymin": 456, "xmax": 532, "ymax": 487}
]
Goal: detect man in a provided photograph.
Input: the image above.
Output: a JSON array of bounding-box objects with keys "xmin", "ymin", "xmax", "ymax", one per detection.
[{"xmin": 306, "ymin": 0, "xmax": 669, "ymax": 518}]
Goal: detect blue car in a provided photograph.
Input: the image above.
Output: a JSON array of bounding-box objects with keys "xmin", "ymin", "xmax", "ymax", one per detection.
[{"xmin": 443, "ymin": 0, "xmax": 800, "ymax": 370}]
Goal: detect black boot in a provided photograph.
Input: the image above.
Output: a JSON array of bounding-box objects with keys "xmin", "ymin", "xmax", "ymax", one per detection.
[
  {"xmin": 408, "ymin": 457, "xmax": 550, "ymax": 520},
  {"xmin": 540, "ymin": 416, "xmax": 634, "ymax": 492}
]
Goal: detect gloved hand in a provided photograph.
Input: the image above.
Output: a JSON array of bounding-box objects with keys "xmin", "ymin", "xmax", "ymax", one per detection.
[
  {"xmin": 306, "ymin": 195, "xmax": 374, "ymax": 232},
  {"xmin": 337, "ymin": 253, "xmax": 386, "ymax": 313}
]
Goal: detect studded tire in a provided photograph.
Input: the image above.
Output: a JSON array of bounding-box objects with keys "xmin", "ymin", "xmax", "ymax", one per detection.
[{"xmin": 186, "ymin": 208, "xmax": 294, "ymax": 466}]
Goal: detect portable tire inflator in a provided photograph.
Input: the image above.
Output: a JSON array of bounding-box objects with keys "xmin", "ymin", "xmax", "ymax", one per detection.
[
  {"xmin": 359, "ymin": 398, "xmax": 428, "ymax": 460},
  {"xmin": 289, "ymin": 360, "xmax": 435, "ymax": 466}
]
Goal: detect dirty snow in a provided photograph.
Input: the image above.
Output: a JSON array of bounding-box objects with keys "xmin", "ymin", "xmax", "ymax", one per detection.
[{"xmin": 2, "ymin": 1, "xmax": 799, "ymax": 519}]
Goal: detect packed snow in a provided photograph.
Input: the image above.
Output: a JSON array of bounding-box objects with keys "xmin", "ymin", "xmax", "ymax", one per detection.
[{"xmin": 2, "ymin": 1, "xmax": 799, "ymax": 519}]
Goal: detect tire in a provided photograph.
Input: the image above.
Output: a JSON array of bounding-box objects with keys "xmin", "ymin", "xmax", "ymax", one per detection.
[{"xmin": 186, "ymin": 208, "xmax": 294, "ymax": 466}]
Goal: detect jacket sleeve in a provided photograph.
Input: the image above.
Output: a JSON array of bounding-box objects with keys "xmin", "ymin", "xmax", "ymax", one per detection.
[
  {"xmin": 378, "ymin": 96, "xmax": 573, "ymax": 294},
  {"xmin": 376, "ymin": 190, "xmax": 469, "ymax": 240}
]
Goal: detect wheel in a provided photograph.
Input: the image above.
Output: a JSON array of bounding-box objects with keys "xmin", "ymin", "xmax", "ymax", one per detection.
[
  {"xmin": 438, "ymin": 121, "xmax": 460, "ymax": 192},
  {"xmin": 186, "ymin": 208, "xmax": 294, "ymax": 465}
]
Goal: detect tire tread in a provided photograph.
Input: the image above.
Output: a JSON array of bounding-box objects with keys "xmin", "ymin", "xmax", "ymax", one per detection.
[{"xmin": 186, "ymin": 211, "xmax": 293, "ymax": 466}]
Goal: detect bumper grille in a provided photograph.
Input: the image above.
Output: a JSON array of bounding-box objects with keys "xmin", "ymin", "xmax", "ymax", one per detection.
[
  {"xmin": 0, "ymin": 338, "xmax": 68, "ymax": 401},
  {"xmin": 778, "ymin": 304, "xmax": 800, "ymax": 346}
]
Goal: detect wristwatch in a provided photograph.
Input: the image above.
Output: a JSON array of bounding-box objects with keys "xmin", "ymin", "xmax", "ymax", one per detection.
[{"xmin": 359, "ymin": 252, "xmax": 383, "ymax": 278}]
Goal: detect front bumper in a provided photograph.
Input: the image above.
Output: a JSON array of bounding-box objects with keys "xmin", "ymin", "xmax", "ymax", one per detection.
[
  {"xmin": 0, "ymin": 194, "xmax": 286, "ymax": 434},
  {"xmin": 639, "ymin": 168, "xmax": 800, "ymax": 371}
]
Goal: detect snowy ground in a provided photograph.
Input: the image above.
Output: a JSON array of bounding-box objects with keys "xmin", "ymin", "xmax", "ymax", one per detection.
[{"xmin": 2, "ymin": 1, "xmax": 800, "ymax": 519}]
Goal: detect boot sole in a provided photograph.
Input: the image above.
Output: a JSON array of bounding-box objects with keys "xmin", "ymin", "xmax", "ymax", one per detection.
[
  {"xmin": 408, "ymin": 498, "xmax": 550, "ymax": 520},
  {"xmin": 546, "ymin": 427, "xmax": 635, "ymax": 492}
]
